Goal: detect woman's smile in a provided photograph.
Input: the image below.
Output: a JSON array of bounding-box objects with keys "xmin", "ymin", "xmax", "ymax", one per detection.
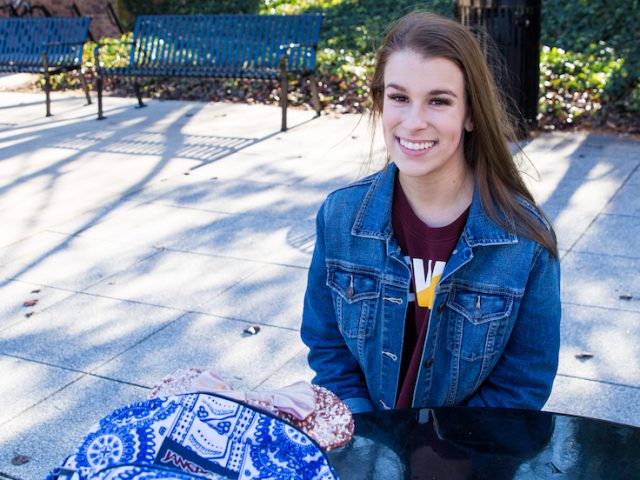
[{"xmin": 397, "ymin": 137, "xmax": 437, "ymax": 155}]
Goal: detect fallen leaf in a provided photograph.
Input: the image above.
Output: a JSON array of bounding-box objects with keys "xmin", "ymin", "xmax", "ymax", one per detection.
[
  {"xmin": 575, "ymin": 352, "xmax": 594, "ymax": 360},
  {"xmin": 243, "ymin": 325, "xmax": 260, "ymax": 335},
  {"xmin": 23, "ymin": 299, "xmax": 38, "ymax": 307},
  {"xmin": 25, "ymin": 312, "xmax": 35, "ymax": 318},
  {"xmin": 11, "ymin": 454, "xmax": 30, "ymax": 466},
  {"xmin": 31, "ymin": 289, "xmax": 41, "ymax": 294}
]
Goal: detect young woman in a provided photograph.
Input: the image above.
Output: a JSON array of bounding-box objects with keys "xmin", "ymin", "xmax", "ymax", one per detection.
[{"xmin": 301, "ymin": 12, "xmax": 561, "ymax": 414}]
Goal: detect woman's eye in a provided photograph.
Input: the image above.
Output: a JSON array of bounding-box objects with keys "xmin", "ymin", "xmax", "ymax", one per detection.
[
  {"xmin": 387, "ymin": 94, "xmax": 408, "ymax": 103},
  {"xmin": 431, "ymin": 97, "xmax": 452, "ymax": 106}
]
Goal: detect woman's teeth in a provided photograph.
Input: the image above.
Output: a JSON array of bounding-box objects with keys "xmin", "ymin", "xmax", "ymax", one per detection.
[{"xmin": 399, "ymin": 138, "xmax": 435, "ymax": 151}]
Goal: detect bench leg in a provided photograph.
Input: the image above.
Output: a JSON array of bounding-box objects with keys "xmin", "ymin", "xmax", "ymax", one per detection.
[
  {"xmin": 309, "ymin": 74, "xmax": 321, "ymax": 116},
  {"xmin": 79, "ymin": 70, "xmax": 92, "ymax": 105},
  {"xmin": 96, "ymin": 76, "xmax": 105, "ymax": 120},
  {"xmin": 43, "ymin": 74, "xmax": 52, "ymax": 117},
  {"xmin": 280, "ymin": 58, "xmax": 288, "ymax": 132},
  {"xmin": 134, "ymin": 82, "xmax": 146, "ymax": 108},
  {"xmin": 41, "ymin": 53, "xmax": 52, "ymax": 117}
]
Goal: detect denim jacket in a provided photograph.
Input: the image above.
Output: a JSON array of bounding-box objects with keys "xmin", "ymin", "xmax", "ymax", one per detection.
[{"xmin": 301, "ymin": 164, "xmax": 561, "ymax": 414}]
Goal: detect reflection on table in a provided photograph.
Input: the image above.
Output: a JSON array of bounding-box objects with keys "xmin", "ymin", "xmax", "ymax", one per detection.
[{"xmin": 327, "ymin": 407, "xmax": 640, "ymax": 479}]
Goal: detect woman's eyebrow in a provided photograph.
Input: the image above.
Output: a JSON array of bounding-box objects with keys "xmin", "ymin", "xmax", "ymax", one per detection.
[
  {"xmin": 384, "ymin": 84, "xmax": 458, "ymax": 98},
  {"xmin": 385, "ymin": 83, "xmax": 407, "ymax": 91},
  {"xmin": 429, "ymin": 89, "xmax": 458, "ymax": 98}
]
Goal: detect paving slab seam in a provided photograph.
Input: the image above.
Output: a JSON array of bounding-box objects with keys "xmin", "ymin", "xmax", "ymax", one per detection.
[
  {"xmin": 563, "ymin": 250, "xmax": 640, "ymax": 261},
  {"xmin": 0, "ymin": 471, "xmax": 22, "ymax": 480},
  {"xmin": 115, "ymin": 245, "xmax": 311, "ymax": 271},
  {"xmin": 0, "ymin": 352, "xmax": 117, "ymax": 382},
  {"xmin": 0, "ymin": 352, "xmax": 150, "ymax": 391},
  {"xmin": 553, "ymin": 155, "xmax": 639, "ymax": 257},
  {"xmin": 0, "ymin": 366, "xmax": 149, "ymax": 428},
  {"xmin": 6, "ymin": 286, "xmax": 305, "ymax": 333},
  {"xmin": 27, "ymin": 289, "xmax": 196, "ymax": 316},
  {"xmin": 0, "ymin": 278, "xmax": 76, "ymax": 297},
  {"xmin": 0, "ymin": 230, "xmax": 54, "ymax": 255},
  {"xmin": 0, "ymin": 366, "xmax": 86, "ymax": 428},
  {"xmin": 0, "ymin": 280, "xmax": 199, "ymax": 320},
  {"xmin": 560, "ymin": 301, "xmax": 640, "ymax": 314},
  {"xmin": 554, "ymin": 373, "xmax": 640, "ymax": 392},
  {"xmin": 1, "ymin": 238, "xmax": 161, "ymax": 280},
  {"xmin": 14, "ymin": 230, "xmax": 311, "ymax": 272},
  {"xmin": 582, "ymin": 212, "xmax": 640, "ymax": 221},
  {"xmin": 191, "ymin": 312, "xmax": 303, "ymax": 332}
]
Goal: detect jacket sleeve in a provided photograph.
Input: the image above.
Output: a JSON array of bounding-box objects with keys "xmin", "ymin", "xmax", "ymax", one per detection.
[
  {"xmin": 300, "ymin": 201, "xmax": 375, "ymax": 413},
  {"xmin": 466, "ymin": 244, "xmax": 561, "ymax": 409}
]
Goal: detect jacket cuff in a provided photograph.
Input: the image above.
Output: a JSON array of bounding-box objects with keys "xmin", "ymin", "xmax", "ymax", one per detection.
[{"xmin": 344, "ymin": 397, "xmax": 375, "ymax": 414}]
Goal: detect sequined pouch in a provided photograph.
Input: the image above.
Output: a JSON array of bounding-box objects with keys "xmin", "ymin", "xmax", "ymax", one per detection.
[{"xmin": 46, "ymin": 392, "xmax": 339, "ymax": 480}]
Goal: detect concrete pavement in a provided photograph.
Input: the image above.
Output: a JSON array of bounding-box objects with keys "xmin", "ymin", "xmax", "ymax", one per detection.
[{"xmin": 0, "ymin": 88, "xmax": 638, "ymax": 479}]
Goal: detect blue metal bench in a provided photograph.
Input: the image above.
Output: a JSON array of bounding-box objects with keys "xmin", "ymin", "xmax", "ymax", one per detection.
[
  {"xmin": 95, "ymin": 14, "xmax": 323, "ymax": 131},
  {"xmin": 0, "ymin": 16, "xmax": 92, "ymax": 116}
]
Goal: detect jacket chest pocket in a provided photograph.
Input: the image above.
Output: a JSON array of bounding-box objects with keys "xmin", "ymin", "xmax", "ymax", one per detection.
[
  {"xmin": 327, "ymin": 264, "xmax": 380, "ymax": 339},
  {"xmin": 445, "ymin": 289, "xmax": 514, "ymax": 361}
]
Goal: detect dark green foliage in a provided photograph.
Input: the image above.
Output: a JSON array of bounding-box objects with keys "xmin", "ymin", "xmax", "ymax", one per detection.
[
  {"xmin": 541, "ymin": 0, "xmax": 638, "ymax": 55},
  {"xmin": 264, "ymin": 0, "xmax": 453, "ymax": 53},
  {"xmin": 541, "ymin": 0, "xmax": 639, "ymax": 101}
]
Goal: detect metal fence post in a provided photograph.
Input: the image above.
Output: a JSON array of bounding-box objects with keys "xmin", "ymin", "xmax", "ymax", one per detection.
[{"xmin": 454, "ymin": 0, "xmax": 542, "ymax": 137}]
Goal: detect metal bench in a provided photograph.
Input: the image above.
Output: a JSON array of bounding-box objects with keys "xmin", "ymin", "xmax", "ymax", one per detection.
[
  {"xmin": 94, "ymin": 14, "xmax": 323, "ymax": 131},
  {"xmin": 0, "ymin": 16, "xmax": 92, "ymax": 116}
]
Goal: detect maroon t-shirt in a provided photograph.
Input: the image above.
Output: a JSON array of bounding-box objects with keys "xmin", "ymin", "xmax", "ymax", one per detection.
[{"xmin": 392, "ymin": 176, "xmax": 469, "ymax": 409}]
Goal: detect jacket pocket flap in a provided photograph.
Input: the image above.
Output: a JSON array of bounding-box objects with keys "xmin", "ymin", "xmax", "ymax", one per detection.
[
  {"xmin": 447, "ymin": 290, "xmax": 513, "ymax": 324},
  {"xmin": 327, "ymin": 263, "xmax": 380, "ymax": 304}
]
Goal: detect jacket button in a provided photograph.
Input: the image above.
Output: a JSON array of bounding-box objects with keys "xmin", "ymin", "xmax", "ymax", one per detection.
[
  {"xmin": 438, "ymin": 303, "xmax": 446, "ymax": 313},
  {"xmin": 424, "ymin": 358, "xmax": 434, "ymax": 368}
]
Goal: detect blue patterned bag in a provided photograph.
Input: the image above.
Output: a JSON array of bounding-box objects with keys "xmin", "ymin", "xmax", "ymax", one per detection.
[{"xmin": 46, "ymin": 392, "xmax": 339, "ymax": 480}]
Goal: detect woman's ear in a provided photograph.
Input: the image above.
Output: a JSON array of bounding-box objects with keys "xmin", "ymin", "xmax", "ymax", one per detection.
[{"xmin": 464, "ymin": 115, "xmax": 474, "ymax": 132}]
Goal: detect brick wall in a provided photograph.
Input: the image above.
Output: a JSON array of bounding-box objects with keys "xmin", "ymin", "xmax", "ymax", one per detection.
[{"xmin": 33, "ymin": 0, "xmax": 125, "ymax": 39}]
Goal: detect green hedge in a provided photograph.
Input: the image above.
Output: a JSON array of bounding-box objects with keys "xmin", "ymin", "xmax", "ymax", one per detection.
[{"xmin": 541, "ymin": 0, "xmax": 639, "ymax": 101}]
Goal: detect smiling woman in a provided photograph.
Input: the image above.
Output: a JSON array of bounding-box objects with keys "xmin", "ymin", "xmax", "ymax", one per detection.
[
  {"xmin": 382, "ymin": 52, "xmax": 474, "ymax": 227},
  {"xmin": 301, "ymin": 11, "xmax": 561, "ymax": 414}
]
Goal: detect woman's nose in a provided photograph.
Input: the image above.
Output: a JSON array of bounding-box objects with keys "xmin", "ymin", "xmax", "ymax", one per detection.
[{"xmin": 404, "ymin": 104, "xmax": 429, "ymax": 130}]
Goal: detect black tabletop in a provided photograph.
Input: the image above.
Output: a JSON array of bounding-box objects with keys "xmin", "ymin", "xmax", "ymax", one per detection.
[{"xmin": 327, "ymin": 407, "xmax": 640, "ymax": 479}]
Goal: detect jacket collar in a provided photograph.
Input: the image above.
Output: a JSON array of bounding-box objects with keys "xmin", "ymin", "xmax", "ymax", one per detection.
[{"xmin": 352, "ymin": 163, "xmax": 517, "ymax": 247}]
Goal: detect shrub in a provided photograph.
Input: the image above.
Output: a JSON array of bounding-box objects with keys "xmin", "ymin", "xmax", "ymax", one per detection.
[
  {"xmin": 541, "ymin": 0, "xmax": 639, "ymax": 102},
  {"xmin": 538, "ymin": 45, "xmax": 624, "ymax": 127}
]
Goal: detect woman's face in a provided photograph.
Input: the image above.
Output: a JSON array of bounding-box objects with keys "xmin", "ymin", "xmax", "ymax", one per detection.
[{"xmin": 382, "ymin": 50, "xmax": 473, "ymax": 183}]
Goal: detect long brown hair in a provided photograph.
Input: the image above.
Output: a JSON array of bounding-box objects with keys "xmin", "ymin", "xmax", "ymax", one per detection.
[{"xmin": 370, "ymin": 12, "xmax": 557, "ymax": 256}]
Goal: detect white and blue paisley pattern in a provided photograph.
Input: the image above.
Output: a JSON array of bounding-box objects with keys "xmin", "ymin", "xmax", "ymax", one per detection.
[
  {"xmin": 242, "ymin": 418, "xmax": 332, "ymax": 480},
  {"xmin": 46, "ymin": 393, "xmax": 338, "ymax": 480},
  {"xmin": 94, "ymin": 465, "xmax": 214, "ymax": 479}
]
